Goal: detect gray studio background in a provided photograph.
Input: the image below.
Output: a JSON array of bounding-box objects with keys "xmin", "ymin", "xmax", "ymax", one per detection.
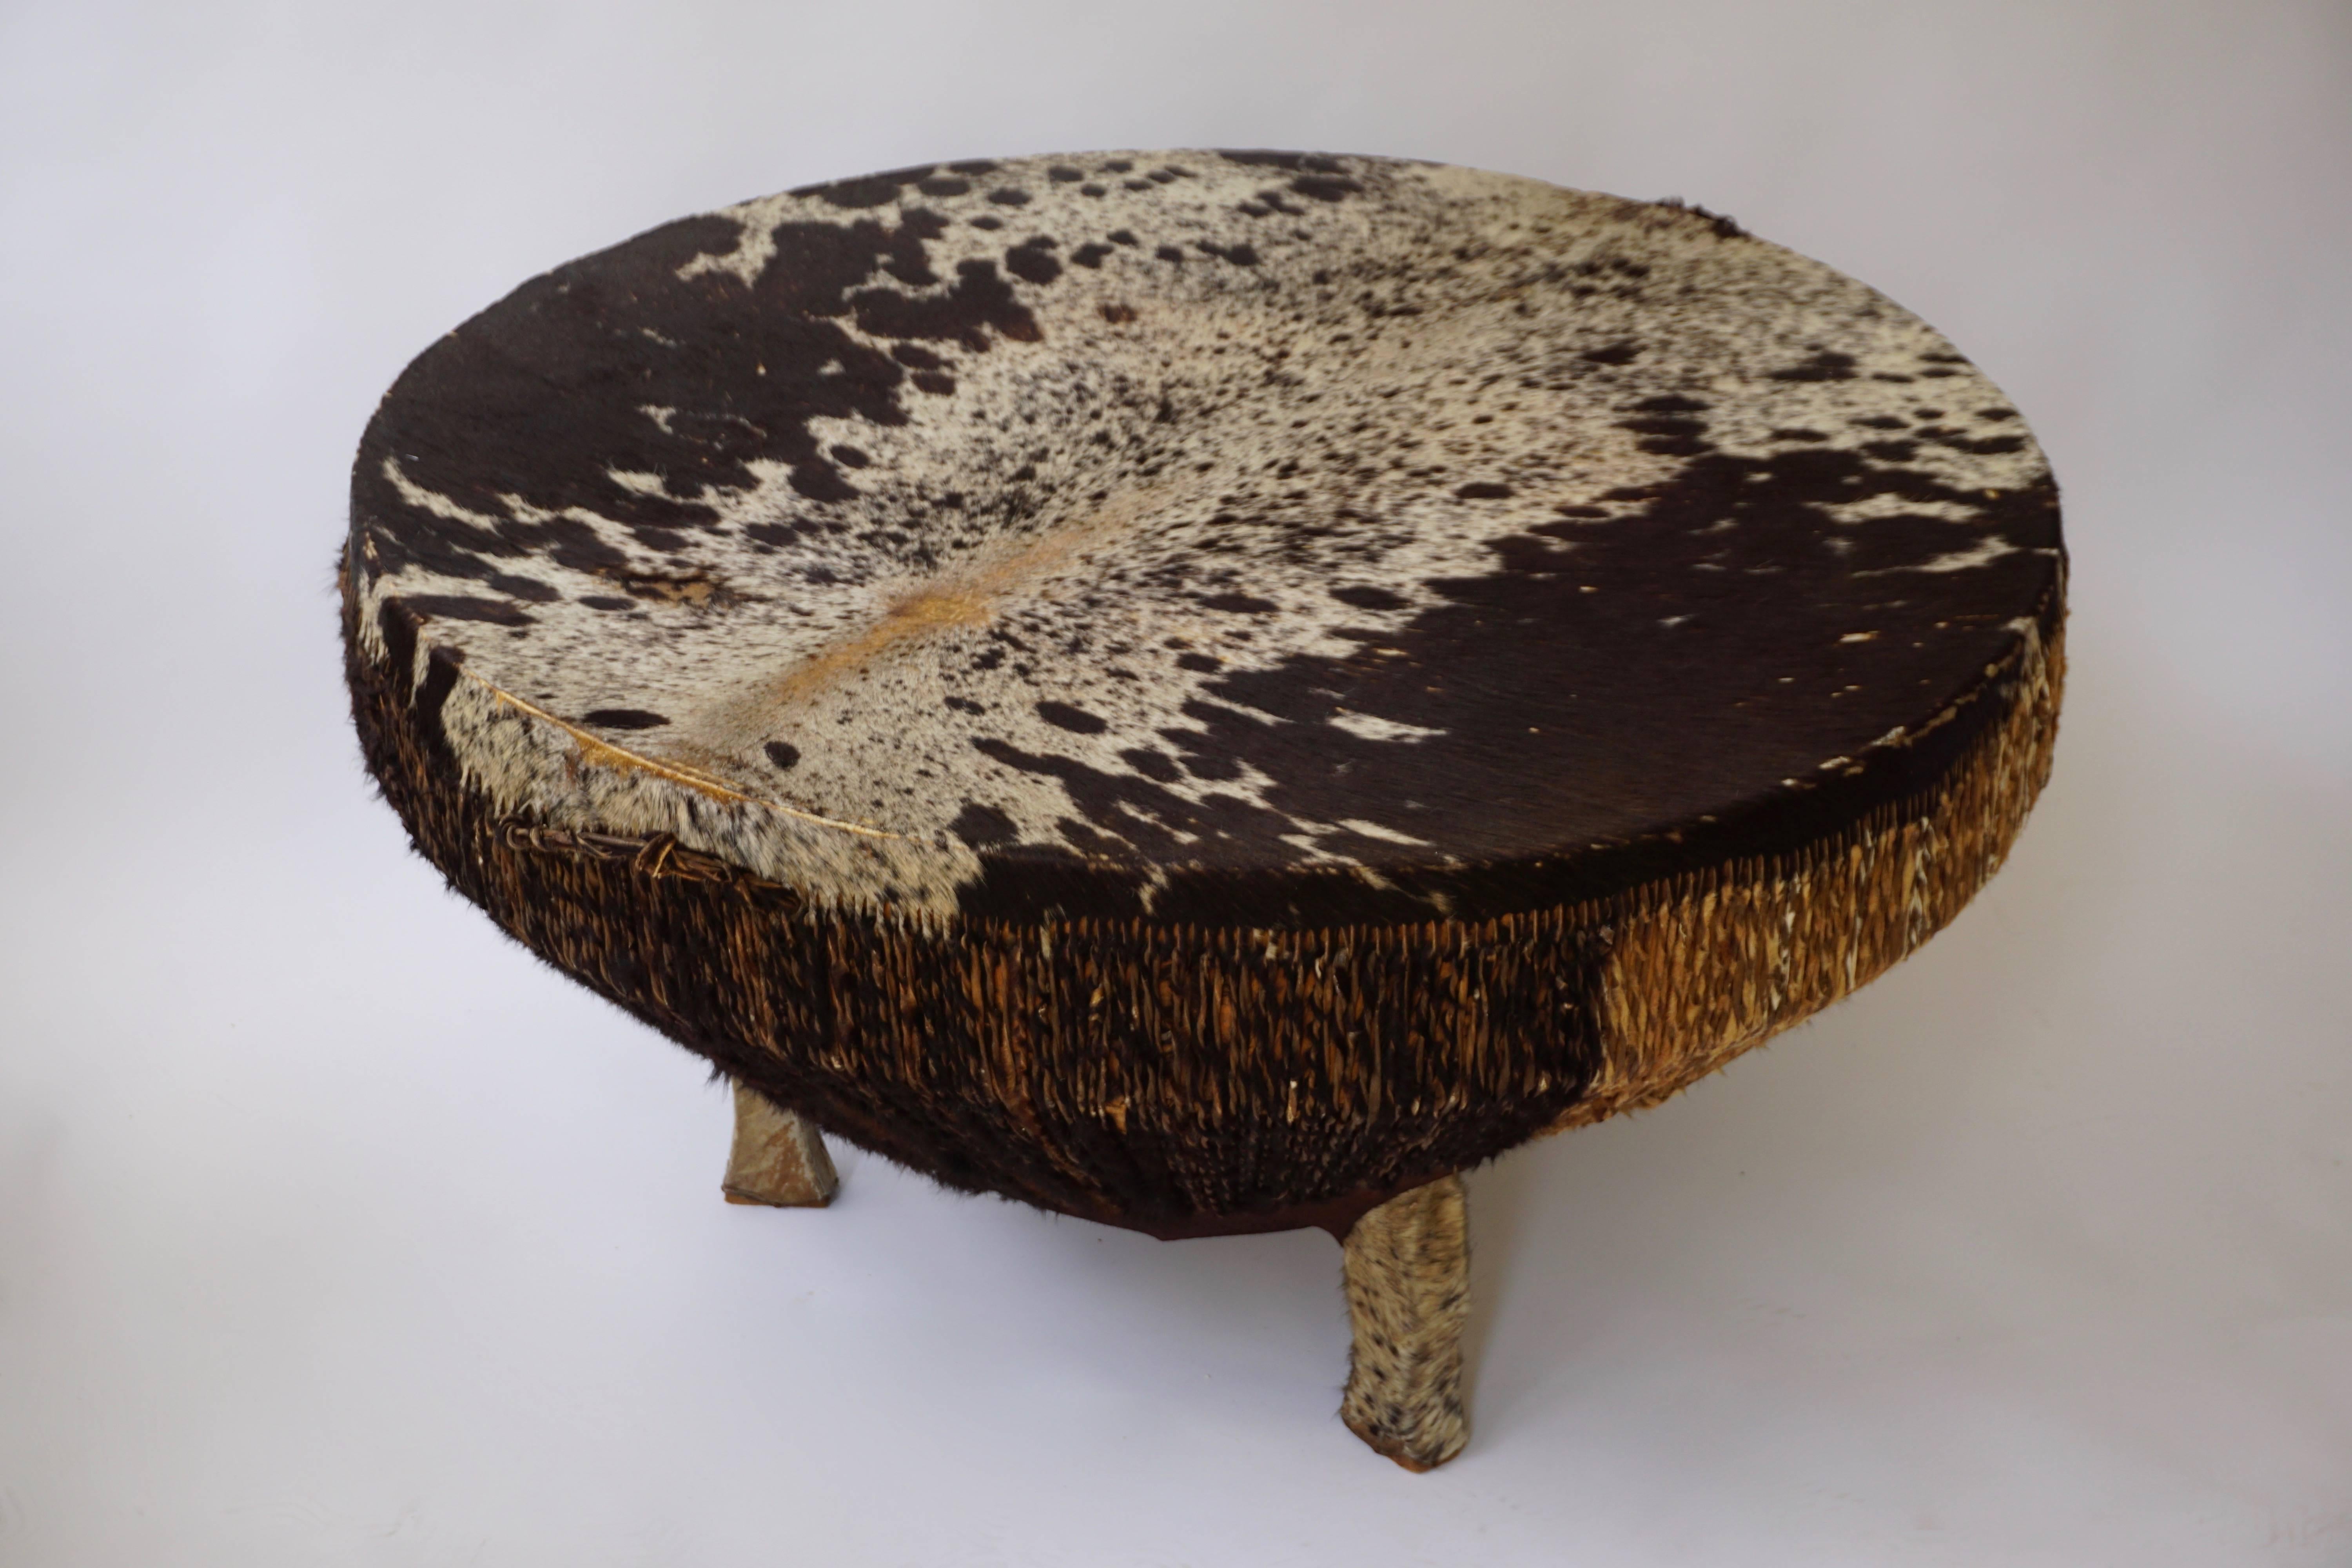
[{"xmin": 3, "ymin": 2, "xmax": 2347, "ymax": 1563}]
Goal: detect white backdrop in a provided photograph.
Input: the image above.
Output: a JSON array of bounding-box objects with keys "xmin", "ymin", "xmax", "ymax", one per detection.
[{"xmin": 3, "ymin": 2, "xmax": 2348, "ymax": 1563}]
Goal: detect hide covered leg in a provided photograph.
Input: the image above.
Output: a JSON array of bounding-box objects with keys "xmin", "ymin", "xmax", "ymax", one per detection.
[
  {"xmin": 721, "ymin": 1082, "xmax": 839, "ymax": 1208},
  {"xmin": 1339, "ymin": 1174, "xmax": 1470, "ymax": 1470}
]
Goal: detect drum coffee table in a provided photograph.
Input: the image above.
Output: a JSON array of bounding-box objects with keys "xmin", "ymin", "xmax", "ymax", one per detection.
[{"xmin": 342, "ymin": 151, "xmax": 2063, "ymax": 1470}]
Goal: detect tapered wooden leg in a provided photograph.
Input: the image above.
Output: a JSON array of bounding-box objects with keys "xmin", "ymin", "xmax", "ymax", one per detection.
[
  {"xmin": 1339, "ymin": 1174, "xmax": 1470, "ymax": 1470},
  {"xmin": 721, "ymin": 1082, "xmax": 838, "ymax": 1207}
]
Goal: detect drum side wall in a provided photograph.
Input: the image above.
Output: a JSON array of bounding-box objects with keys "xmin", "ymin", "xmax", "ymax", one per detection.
[{"xmin": 341, "ymin": 568, "xmax": 2060, "ymax": 1225}]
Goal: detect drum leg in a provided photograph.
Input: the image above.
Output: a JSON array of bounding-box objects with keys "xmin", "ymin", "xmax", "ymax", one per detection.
[
  {"xmin": 721, "ymin": 1082, "xmax": 839, "ymax": 1207},
  {"xmin": 1338, "ymin": 1174, "xmax": 1470, "ymax": 1470}
]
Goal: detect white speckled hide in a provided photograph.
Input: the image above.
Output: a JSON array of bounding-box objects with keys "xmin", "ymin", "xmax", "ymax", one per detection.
[{"xmin": 349, "ymin": 151, "xmax": 2059, "ymax": 924}]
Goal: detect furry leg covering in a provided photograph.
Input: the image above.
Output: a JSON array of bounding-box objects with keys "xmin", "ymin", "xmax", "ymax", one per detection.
[
  {"xmin": 722, "ymin": 1082, "xmax": 840, "ymax": 1207},
  {"xmin": 1340, "ymin": 1174, "xmax": 1470, "ymax": 1470}
]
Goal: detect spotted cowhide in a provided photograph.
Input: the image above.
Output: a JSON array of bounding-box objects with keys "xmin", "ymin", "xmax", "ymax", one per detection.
[{"xmin": 347, "ymin": 151, "xmax": 2062, "ymax": 931}]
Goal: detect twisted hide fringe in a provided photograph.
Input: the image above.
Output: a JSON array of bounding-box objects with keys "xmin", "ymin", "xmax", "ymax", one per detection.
[
  {"xmin": 1555, "ymin": 609, "xmax": 2065, "ymax": 1134},
  {"xmin": 345, "ymin": 569, "xmax": 2062, "ymax": 1227}
]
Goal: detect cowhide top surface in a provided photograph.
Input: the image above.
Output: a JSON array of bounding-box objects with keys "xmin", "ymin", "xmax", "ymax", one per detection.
[{"xmin": 349, "ymin": 151, "xmax": 2063, "ymax": 927}]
